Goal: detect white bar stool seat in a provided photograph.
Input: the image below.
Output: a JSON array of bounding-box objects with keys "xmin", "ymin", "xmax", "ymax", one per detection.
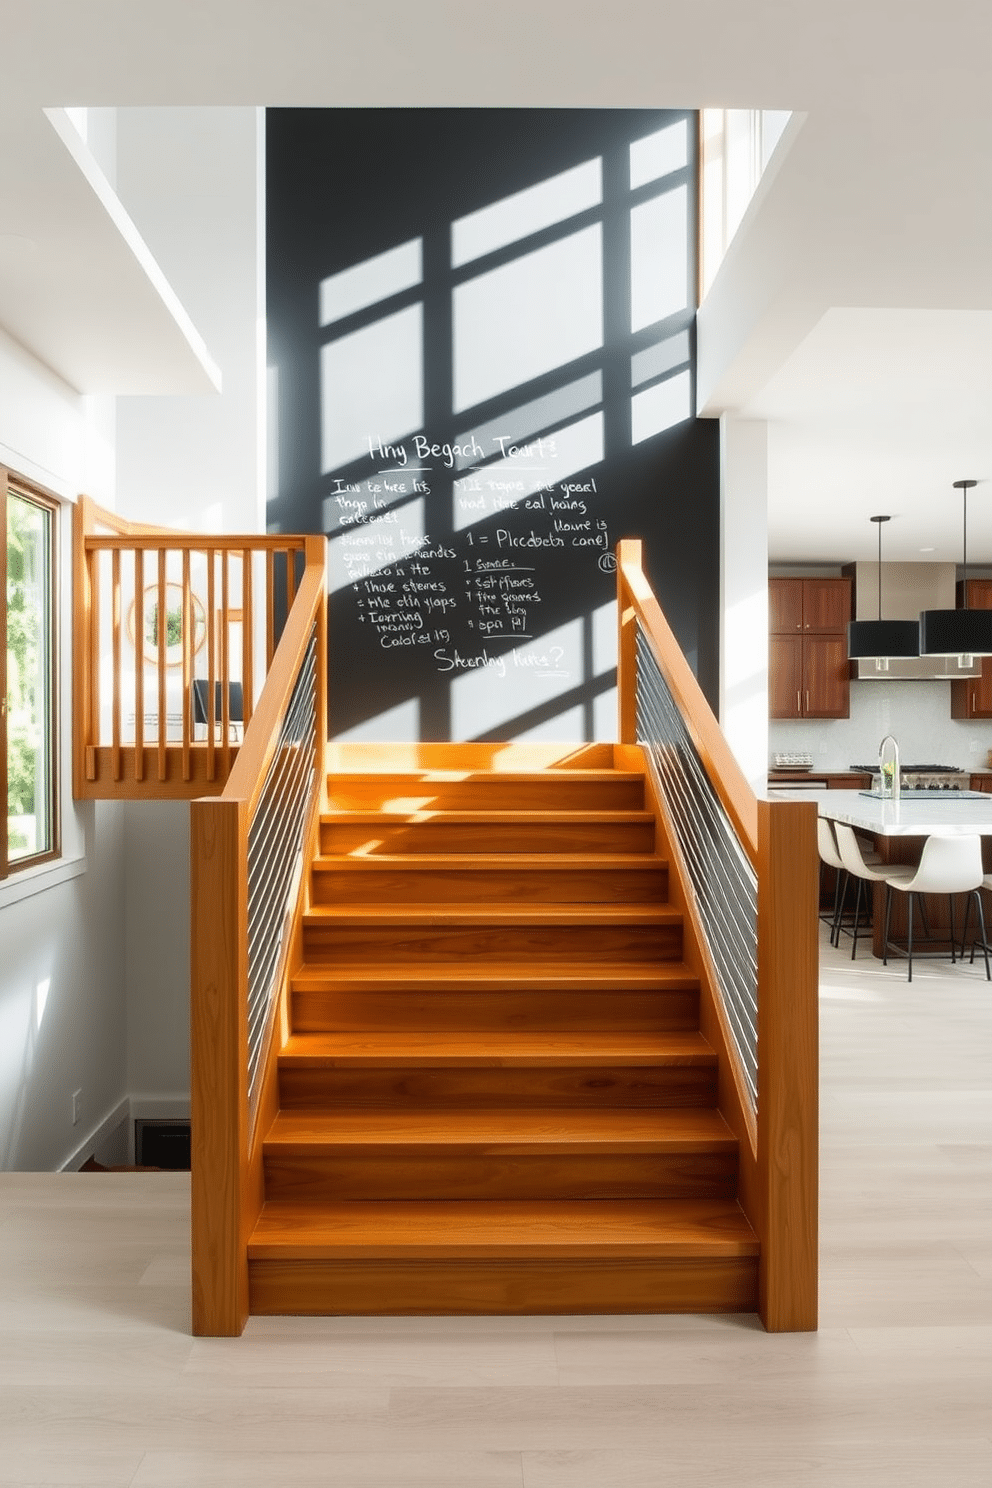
[{"xmin": 882, "ymin": 834, "xmax": 990, "ymax": 982}]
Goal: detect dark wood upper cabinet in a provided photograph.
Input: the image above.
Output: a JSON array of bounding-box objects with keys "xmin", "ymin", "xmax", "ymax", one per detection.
[
  {"xmin": 768, "ymin": 578, "xmax": 804, "ymax": 634},
  {"xmin": 802, "ymin": 635, "xmax": 850, "ymax": 718},
  {"xmin": 950, "ymin": 580, "xmax": 992, "ymax": 719},
  {"xmin": 800, "ymin": 578, "xmax": 853, "ymax": 633},
  {"xmin": 769, "ymin": 635, "xmax": 804, "ymax": 719},
  {"xmin": 769, "ymin": 577, "xmax": 851, "ymax": 719}
]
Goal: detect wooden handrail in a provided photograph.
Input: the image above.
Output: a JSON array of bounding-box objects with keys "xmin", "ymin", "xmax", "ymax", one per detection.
[
  {"xmin": 84, "ymin": 534, "xmax": 310, "ymax": 552},
  {"xmin": 616, "ymin": 537, "xmax": 818, "ymax": 1332},
  {"xmin": 190, "ymin": 534, "xmax": 327, "ymax": 1337}
]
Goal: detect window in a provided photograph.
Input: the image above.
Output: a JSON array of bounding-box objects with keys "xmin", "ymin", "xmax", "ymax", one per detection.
[{"xmin": 1, "ymin": 470, "xmax": 58, "ymax": 876}]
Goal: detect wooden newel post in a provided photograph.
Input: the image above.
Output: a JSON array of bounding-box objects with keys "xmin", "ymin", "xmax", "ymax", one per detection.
[
  {"xmin": 190, "ymin": 796, "xmax": 250, "ymax": 1336},
  {"xmin": 756, "ymin": 796, "xmax": 819, "ymax": 1331},
  {"xmin": 616, "ymin": 539, "xmax": 642, "ymax": 744}
]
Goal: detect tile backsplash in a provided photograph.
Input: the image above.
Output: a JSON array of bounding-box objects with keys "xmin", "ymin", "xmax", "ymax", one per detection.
[{"xmin": 769, "ymin": 680, "xmax": 992, "ymax": 771}]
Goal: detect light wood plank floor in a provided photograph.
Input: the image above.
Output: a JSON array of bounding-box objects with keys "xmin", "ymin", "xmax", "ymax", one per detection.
[{"xmin": 1, "ymin": 923, "xmax": 990, "ymax": 1486}]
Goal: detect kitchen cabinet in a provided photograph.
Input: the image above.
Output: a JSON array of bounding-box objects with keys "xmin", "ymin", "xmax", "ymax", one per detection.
[
  {"xmin": 950, "ymin": 581, "xmax": 992, "ymax": 719},
  {"xmin": 769, "ymin": 576, "xmax": 852, "ymax": 634},
  {"xmin": 970, "ymin": 774, "xmax": 992, "ymax": 794},
  {"xmin": 769, "ymin": 578, "xmax": 851, "ymax": 719}
]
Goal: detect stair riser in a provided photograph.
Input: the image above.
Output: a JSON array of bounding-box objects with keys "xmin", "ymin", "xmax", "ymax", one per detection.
[
  {"xmin": 302, "ymin": 923, "xmax": 682, "ymax": 964},
  {"xmin": 263, "ymin": 1151, "xmax": 738, "ymax": 1202},
  {"xmin": 320, "ymin": 820, "xmax": 656, "ymax": 855},
  {"xmin": 311, "ymin": 866, "xmax": 669, "ymax": 905},
  {"xmin": 279, "ymin": 1065, "xmax": 718, "ymax": 1110},
  {"xmin": 292, "ymin": 987, "xmax": 700, "ymax": 1032},
  {"xmin": 326, "ymin": 780, "xmax": 646, "ymax": 811},
  {"xmin": 249, "ymin": 1256, "xmax": 759, "ymax": 1315}
]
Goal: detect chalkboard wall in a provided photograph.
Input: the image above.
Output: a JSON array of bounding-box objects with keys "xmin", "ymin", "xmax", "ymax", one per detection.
[{"xmin": 267, "ymin": 109, "xmax": 719, "ymax": 742}]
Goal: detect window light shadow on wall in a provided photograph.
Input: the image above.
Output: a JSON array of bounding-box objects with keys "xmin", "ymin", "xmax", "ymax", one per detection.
[
  {"xmin": 452, "ymin": 412, "xmax": 604, "ymax": 533},
  {"xmin": 313, "ymin": 113, "xmax": 696, "ymax": 741},
  {"xmin": 453, "ymin": 225, "xmax": 604, "ymax": 414}
]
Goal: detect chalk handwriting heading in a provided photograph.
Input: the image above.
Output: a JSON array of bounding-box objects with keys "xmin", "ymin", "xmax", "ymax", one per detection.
[{"xmin": 367, "ymin": 432, "xmax": 560, "ymax": 471}]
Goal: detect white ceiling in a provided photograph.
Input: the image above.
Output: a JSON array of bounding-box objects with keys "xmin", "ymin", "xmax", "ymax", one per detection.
[
  {"xmin": 3, "ymin": 0, "xmax": 992, "ymax": 559},
  {"xmin": 0, "ymin": 104, "xmax": 220, "ymax": 393}
]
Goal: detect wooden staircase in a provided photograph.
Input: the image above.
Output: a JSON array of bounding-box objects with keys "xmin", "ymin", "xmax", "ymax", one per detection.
[{"xmin": 246, "ymin": 742, "xmax": 759, "ymax": 1316}]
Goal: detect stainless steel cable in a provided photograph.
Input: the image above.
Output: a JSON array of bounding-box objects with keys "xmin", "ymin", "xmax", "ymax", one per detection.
[
  {"xmin": 244, "ymin": 629, "xmax": 318, "ymax": 1106},
  {"xmin": 636, "ymin": 629, "xmax": 758, "ymax": 1107}
]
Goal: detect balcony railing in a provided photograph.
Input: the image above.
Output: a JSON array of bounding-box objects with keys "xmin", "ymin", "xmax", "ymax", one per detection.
[{"xmin": 72, "ymin": 496, "xmax": 313, "ymax": 799}]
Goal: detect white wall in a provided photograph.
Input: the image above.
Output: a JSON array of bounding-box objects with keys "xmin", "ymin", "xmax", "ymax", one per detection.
[
  {"xmin": 720, "ymin": 415, "xmax": 769, "ymax": 788},
  {"xmin": 123, "ymin": 803, "xmax": 191, "ymax": 1113},
  {"xmin": 114, "ymin": 107, "xmax": 265, "ymax": 533},
  {"xmin": 111, "ymin": 107, "xmax": 266, "ymax": 1111},
  {"xmin": 0, "ymin": 329, "xmax": 128, "ymax": 1171},
  {"xmin": 1, "ymin": 106, "xmax": 265, "ymax": 1164}
]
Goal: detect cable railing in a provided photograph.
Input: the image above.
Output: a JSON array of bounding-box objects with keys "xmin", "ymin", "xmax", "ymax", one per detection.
[
  {"xmin": 245, "ymin": 628, "xmax": 318, "ymax": 1113},
  {"xmin": 617, "ymin": 537, "xmax": 817, "ymax": 1333},
  {"xmin": 636, "ymin": 629, "xmax": 759, "ymax": 1106},
  {"xmin": 190, "ymin": 534, "xmax": 326, "ymax": 1337}
]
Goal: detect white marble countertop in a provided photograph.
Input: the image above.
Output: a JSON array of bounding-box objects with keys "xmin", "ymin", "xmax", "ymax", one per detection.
[{"xmin": 773, "ymin": 787, "xmax": 992, "ymax": 836}]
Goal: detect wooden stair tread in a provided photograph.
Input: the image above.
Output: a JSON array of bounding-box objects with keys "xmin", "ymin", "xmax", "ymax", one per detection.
[
  {"xmin": 311, "ymin": 852, "xmax": 667, "ymax": 871},
  {"xmin": 324, "ymin": 742, "xmax": 620, "ymax": 771},
  {"xmin": 279, "ymin": 1031, "xmax": 715, "ymax": 1066},
  {"xmin": 264, "ymin": 1105, "xmax": 735, "ymax": 1151},
  {"xmin": 326, "ymin": 770, "xmax": 644, "ymax": 786},
  {"xmin": 303, "ymin": 903, "xmax": 678, "ymax": 927},
  {"xmin": 249, "ymin": 1198, "xmax": 758, "ymax": 1259},
  {"xmin": 321, "ymin": 809, "xmax": 655, "ymax": 824},
  {"xmin": 291, "ymin": 960, "xmax": 700, "ymax": 991}
]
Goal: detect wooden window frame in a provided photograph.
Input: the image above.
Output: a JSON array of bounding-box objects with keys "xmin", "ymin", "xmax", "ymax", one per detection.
[{"xmin": 1, "ymin": 468, "xmax": 61, "ymax": 879}]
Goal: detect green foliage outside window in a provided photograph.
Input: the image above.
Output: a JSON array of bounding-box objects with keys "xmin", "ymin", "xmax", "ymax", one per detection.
[
  {"xmin": 146, "ymin": 599, "xmax": 185, "ymax": 650},
  {"xmin": 6, "ymin": 492, "xmax": 50, "ymax": 860}
]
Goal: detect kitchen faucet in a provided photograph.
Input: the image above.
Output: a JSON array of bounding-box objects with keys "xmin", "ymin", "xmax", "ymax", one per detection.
[{"xmin": 878, "ymin": 734, "xmax": 900, "ymax": 802}]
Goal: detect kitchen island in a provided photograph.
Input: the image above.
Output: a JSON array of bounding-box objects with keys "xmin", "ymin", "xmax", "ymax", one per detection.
[
  {"xmin": 814, "ymin": 788, "xmax": 992, "ymax": 837},
  {"xmin": 778, "ymin": 789, "xmax": 992, "ymax": 959}
]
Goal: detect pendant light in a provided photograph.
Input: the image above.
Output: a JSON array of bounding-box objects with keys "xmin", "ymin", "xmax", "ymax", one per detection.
[
  {"xmin": 847, "ymin": 515, "xmax": 921, "ymax": 660},
  {"xmin": 919, "ymin": 479, "xmax": 992, "ymax": 657}
]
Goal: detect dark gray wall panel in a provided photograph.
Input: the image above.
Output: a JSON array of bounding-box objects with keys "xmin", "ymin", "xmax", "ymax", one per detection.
[{"xmin": 267, "ymin": 108, "xmax": 719, "ymax": 741}]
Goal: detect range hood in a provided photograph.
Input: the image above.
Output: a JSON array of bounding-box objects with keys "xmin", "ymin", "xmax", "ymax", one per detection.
[{"xmin": 843, "ymin": 562, "xmax": 981, "ymax": 679}]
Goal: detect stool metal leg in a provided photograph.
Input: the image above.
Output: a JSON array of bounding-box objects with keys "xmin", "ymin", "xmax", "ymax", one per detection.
[
  {"xmin": 961, "ymin": 893, "xmax": 973, "ymax": 958},
  {"xmin": 831, "ymin": 869, "xmax": 849, "ymax": 947},
  {"xmin": 850, "ymin": 877, "xmax": 869, "ymax": 959},
  {"xmin": 974, "ymin": 892, "xmax": 992, "ymax": 981}
]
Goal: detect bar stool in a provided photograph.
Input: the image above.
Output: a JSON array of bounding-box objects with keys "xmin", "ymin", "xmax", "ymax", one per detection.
[
  {"xmin": 883, "ymin": 834, "xmax": 990, "ymax": 982},
  {"xmin": 832, "ymin": 822, "xmax": 890, "ymax": 959},
  {"xmin": 960, "ymin": 871, "xmax": 992, "ymax": 968},
  {"xmin": 816, "ymin": 818, "xmax": 849, "ymax": 946}
]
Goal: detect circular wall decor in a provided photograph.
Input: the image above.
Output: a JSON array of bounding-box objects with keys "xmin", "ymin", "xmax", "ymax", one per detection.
[{"xmin": 128, "ymin": 583, "xmax": 207, "ymax": 668}]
